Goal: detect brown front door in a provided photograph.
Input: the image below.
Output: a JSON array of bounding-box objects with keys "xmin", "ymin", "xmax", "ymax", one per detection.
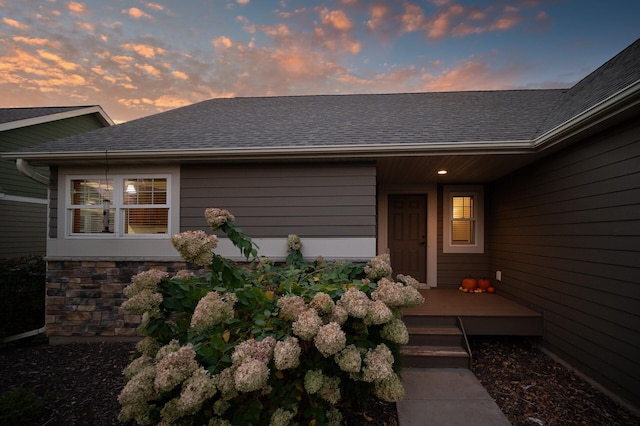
[{"xmin": 388, "ymin": 194, "xmax": 426, "ymax": 282}]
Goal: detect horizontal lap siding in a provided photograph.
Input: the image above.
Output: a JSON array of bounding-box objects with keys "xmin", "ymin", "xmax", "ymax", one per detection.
[
  {"xmin": 488, "ymin": 119, "xmax": 640, "ymax": 406},
  {"xmin": 180, "ymin": 163, "xmax": 377, "ymax": 237},
  {"xmin": 0, "ymin": 200, "xmax": 46, "ymax": 257}
]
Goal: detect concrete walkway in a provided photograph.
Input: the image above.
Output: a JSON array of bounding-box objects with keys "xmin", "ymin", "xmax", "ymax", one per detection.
[{"xmin": 397, "ymin": 368, "xmax": 511, "ymax": 426}]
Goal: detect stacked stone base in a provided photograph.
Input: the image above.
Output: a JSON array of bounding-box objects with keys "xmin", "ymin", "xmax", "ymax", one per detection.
[{"xmin": 45, "ymin": 260, "xmax": 196, "ymax": 344}]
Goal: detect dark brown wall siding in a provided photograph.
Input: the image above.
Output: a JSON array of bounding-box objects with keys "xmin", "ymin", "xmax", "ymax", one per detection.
[
  {"xmin": 488, "ymin": 119, "xmax": 640, "ymax": 406},
  {"xmin": 180, "ymin": 163, "xmax": 377, "ymax": 237}
]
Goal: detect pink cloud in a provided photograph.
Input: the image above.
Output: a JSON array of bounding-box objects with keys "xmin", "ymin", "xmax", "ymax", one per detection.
[
  {"xmin": 212, "ymin": 36, "xmax": 233, "ymax": 51},
  {"xmin": 2, "ymin": 17, "xmax": 29, "ymax": 30},
  {"xmin": 146, "ymin": 2, "xmax": 164, "ymax": 11},
  {"xmin": 122, "ymin": 7, "xmax": 153, "ymax": 20},
  {"xmin": 67, "ymin": 1, "xmax": 89, "ymax": 15},
  {"xmin": 320, "ymin": 8, "xmax": 353, "ymax": 31},
  {"xmin": 122, "ymin": 43, "xmax": 166, "ymax": 58}
]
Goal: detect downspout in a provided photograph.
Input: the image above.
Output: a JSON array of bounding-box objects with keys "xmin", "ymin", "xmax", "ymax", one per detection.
[
  {"xmin": 3, "ymin": 159, "xmax": 50, "ymax": 343},
  {"xmin": 16, "ymin": 158, "xmax": 49, "ymax": 185}
]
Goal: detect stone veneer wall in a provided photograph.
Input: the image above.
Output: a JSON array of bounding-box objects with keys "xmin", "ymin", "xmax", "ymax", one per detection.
[{"xmin": 45, "ymin": 260, "xmax": 197, "ymax": 344}]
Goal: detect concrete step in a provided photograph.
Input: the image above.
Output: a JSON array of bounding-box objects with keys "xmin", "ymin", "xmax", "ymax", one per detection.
[{"xmin": 401, "ymin": 345, "xmax": 470, "ymax": 368}]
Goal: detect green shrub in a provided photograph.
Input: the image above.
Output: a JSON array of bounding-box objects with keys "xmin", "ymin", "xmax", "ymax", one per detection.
[
  {"xmin": 119, "ymin": 208, "xmax": 424, "ymax": 425},
  {"xmin": 0, "ymin": 387, "xmax": 45, "ymax": 425},
  {"xmin": 0, "ymin": 256, "xmax": 45, "ymax": 338}
]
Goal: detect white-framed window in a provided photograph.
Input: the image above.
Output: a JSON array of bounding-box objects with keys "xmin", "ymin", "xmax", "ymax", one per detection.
[
  {"xmin": 67, "ymin": 174, "xmax": 171, "ymax": 237},
  {"xmin": 443, "ymin": 185, "xmax": 484, "ymax": 253}
]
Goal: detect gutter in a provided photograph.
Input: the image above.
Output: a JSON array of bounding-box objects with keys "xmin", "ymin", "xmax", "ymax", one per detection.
[{"xmin": 16, "ymin": 159, "xmax": 49, "ymax": 185}]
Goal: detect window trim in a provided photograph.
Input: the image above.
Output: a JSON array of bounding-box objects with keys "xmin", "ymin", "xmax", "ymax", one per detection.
[
  {"xmin": 65, "ymin": 173, "xmax": 172, "ymax": 238},
  {"xmin": 443, "ymin": 185, "xmax": 484, "ymax": 254}
]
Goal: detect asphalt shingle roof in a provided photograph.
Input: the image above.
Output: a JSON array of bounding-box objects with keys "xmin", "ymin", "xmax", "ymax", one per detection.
[
  {"xmin": 12, "ymin": 90, "xmax": 565, "ymax": 155},
  {"xmin": 0, "ymin": 106, "xmax": 92, "ymax": 125}
]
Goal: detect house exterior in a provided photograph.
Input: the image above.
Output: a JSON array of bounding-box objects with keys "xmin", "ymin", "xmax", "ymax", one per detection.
[
  {"xmin": 0, "ymin": 106, "xmax": 114, "ymax": 258},
  {"xmin": 3, "ymin": 39, "xmax": 639, "ymax": 408}
]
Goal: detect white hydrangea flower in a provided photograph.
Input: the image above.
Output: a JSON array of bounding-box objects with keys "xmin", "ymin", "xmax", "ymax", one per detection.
[
  {"xmin": 277, "ymin": 295, "xmax": 307, "ymax": 321},
  {"xmin": 292, "ymin": 308, "xmax": 323, "ymax": 341},
  {"xmin": 314, "ymin": 322, "xmax": 347, "ymax": 357},
  {"xmin": 171, "ymin": 230, "xmax": 218, "ymax": 266},
  {"xmin": 362, "ymin": 344, "xmax": 394, "ymax": 383},
  {"xmin": 381, "ymin": 318, "xmax": 410, "ymax": 345},
  {"xmin": 179, "ymin": 367, "xmax": 217, "ymax": 414},
  {"xmin": 124, "ymin": 269, "xmax": 169, "ymax": 298},
  {"xmin": 231, "ymin": 337, "xmax": 276, "ymax": 365},
  {"xmin": 304, "ymin": 369, "xmax": 324, "ymax": 394},
  {"xmin": 204, "ymin": 208, "xmax": 235, "ymax": 230},
  {"xmin": 274, "ymin": 337, "xmax": 301, "ymax": 370},
  {"xmin": 364, "ymin": 300, "xmax": 394, "ymax": 325},
  {"xmin": 287, "ymin": 234, "xmax": 302, "ymax": 251},
  {"xmin": 121, "ymin": 289, "xmax": 163, "ymax": 317},
  {"xmin": 396, "ymin": 274, "xmax": 420, "ymax": 289},
  {"xmin": 371, "ymin": 277, "xmax": 405, "ymax": 307},
  {"xmin": 154, "ymin": 344, "xmax": 199, "ymax": 393},
  {"xmin": 334, "ymin": 344, "xmax": 362, "ymax": 373},
  {"xmin": 374, "ymin": 373, "xmax": 405, "ymax": 402},
  {"xmin": 233, "ymin": 357, "xmax": 270, "ymax": 393},
  {"xmin": 338, "ymin": 288, "xmax": 370, "ymax": 318},
  {"xmin": 318, "ymin": 376, "xmax": 341, "ymax": 405},
  {"xmin": 325, "ymin": 304, "xmax": 348, "ymax": 325},
  {"xmin": 364, "ymin": 253, "xmax": 392, "ymax": 280},
  {"xmin": 191, "ymin": 291, "xmax": 237, "ymax": 329},
  {"xmin": 310, "ymin": 292, "xmax": 335, "ymax": 314},
  {"xmin": 270, "ymin": 407, "xmax": 297, "ymax": 426}
]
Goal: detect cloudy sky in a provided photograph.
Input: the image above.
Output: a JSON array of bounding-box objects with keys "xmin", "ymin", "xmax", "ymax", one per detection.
[{"xmin": 1, "ymin": 0, "xmax": 638, "ymax": 123}]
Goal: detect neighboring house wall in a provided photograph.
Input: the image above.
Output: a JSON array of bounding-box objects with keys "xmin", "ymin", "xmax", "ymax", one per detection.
[
  {"xmin": 487, "ymin": 118, "xmax": 640, "ymax": 406},
  {"xmin": 0, "ymin": 115, "xmax": 108, "ymax": 258},
  {"xmin": 181, "ymin": 163, "xmax": 377, "ymax": 260}
]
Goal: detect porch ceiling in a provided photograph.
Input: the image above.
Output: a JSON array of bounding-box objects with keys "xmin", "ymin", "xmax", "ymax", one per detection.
[{"xmin": 376, "ymin": 152, "xmax": 543, "ymax": 184}]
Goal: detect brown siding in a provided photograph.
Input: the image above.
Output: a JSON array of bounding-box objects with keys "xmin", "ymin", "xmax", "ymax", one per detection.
[
  {"xmin": 180, "ymin": 163, "xmax": 377, "ymax": 237},
  {"xmin": 437, "ymin": 184, "xmax": 490, "ymax": 289},
  {"xmin": 488, "ymin": 119, "xmax": 640, "ymax": 406}
]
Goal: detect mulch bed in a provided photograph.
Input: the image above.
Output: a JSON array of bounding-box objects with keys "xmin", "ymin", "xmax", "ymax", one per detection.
[
  {"xmin": 0, "ymin": 336, "xmax": 638, "ymax": 425},
  {"xmin": 470, "ymin": 336, "xmax": 640, "ymax": 426}
]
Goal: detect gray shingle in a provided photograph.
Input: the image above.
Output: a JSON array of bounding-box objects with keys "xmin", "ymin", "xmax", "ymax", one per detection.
[
  {"xmin": 0, "ymin": 106, "xmax": 92, "ymax": 125},
  {"xmin": 13, "ymin": 90, "xmax": 565, "ymax": 155}
]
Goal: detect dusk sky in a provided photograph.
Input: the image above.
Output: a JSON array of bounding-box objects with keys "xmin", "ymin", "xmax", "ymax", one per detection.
[{"xmin": 1, "ymin": 1, "xmax": 639, "ymax": 123}]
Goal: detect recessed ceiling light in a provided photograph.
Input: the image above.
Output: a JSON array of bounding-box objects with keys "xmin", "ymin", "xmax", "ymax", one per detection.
[{"xmin": 437, "ymin": 169, "xmax": 448, "ymax": 175}]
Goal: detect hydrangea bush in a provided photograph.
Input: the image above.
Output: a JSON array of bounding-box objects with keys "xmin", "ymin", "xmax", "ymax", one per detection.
[{"xmin": 119, "ymin": 208, "xmax": 424, "ymax": 425}]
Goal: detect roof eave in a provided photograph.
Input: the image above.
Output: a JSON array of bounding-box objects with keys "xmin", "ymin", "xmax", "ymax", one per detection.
[
  {"xmin": 533, "ymin": 79, "xmax": 640, "ymax": 150},
  {"xmin": 0, "ymin": 105, "xmax": 115, "ymax": 132},
  {"xmin": 2, "ymin": 140, "xmax": 537, "ymax": 165}
]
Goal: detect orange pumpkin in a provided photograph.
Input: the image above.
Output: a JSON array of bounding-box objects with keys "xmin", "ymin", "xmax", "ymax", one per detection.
[
  {"xmin": 461, "ymin": 278, "xmax": 477, "ymax": 291},
  {"xmin": 487, "ymin": 286, "xmax": 496, "ymax": 294},
  {"xmin": 477, "ymin": 278, "xmax": 491, "ymax": 290}
]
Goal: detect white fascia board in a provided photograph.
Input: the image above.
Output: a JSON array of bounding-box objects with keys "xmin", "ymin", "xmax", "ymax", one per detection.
[{"xmin": 0, "ymin": 105, "xmax": 115, "ymax": 132}]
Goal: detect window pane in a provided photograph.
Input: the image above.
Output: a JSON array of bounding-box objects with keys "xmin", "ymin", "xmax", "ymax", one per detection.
[
  {"xmin": 452, "ymin": 196, "xmax": 474, "ymax": 219},
  {"xmin": 71, "ymin": 179, "xmax": 112, "ymax": 205},
  {"xmin": 72, "ymin": 208, "xmax": 114, "ymax": 233},
  {"xmin": 452, "ymin": 220, "xmax": 475, "ymax": 244},
  {"xmin": 124, "ymin": 208, "xmax": 169, "ymax": 234},
  {"xmin": 123, "ymin": 178, "xmax": 167, "ymax": 205}
]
